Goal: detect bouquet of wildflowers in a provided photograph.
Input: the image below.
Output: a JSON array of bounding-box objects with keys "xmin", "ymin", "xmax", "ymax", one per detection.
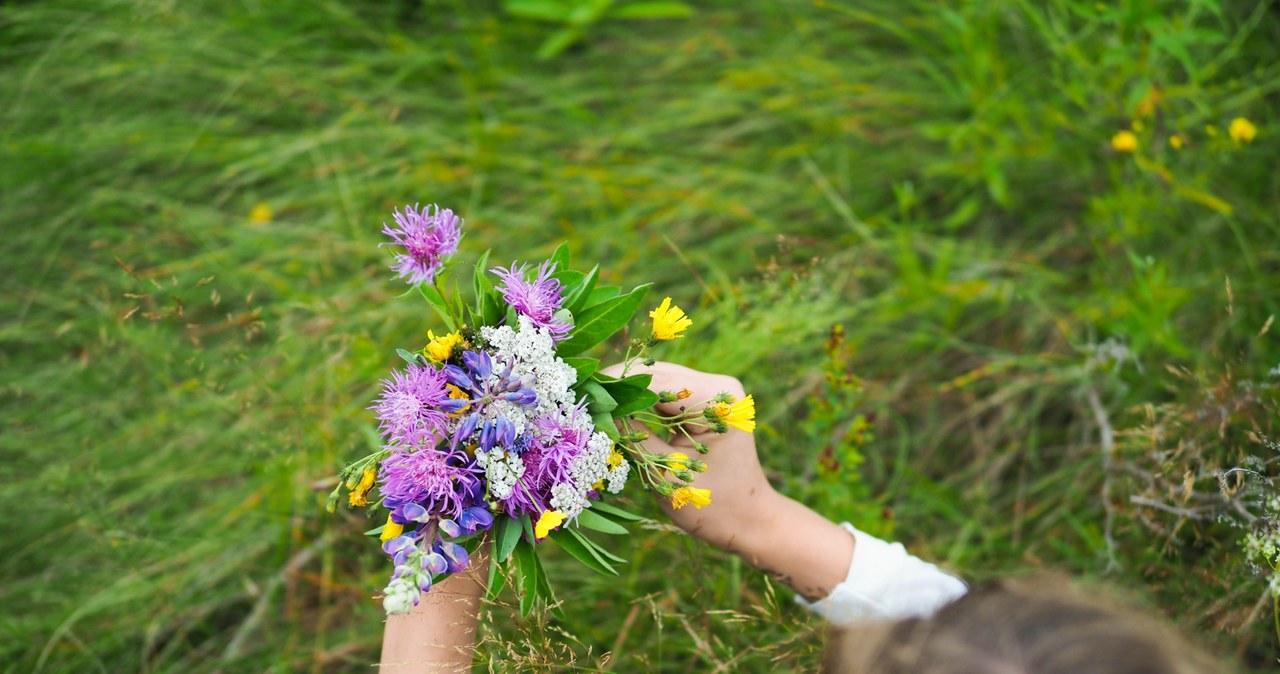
[{"xmin": 328, "ymin": 204, "xmax": 756, "ymax": 615}]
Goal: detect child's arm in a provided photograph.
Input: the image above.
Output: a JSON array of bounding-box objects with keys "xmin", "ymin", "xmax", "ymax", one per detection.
[{"xmin": 378, "ymin": 546, "xmax": 488, "ymax": 673}]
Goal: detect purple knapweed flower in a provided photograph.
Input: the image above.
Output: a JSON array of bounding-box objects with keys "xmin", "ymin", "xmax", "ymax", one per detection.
[
  {"xmin": 530, "ymin": 408, "xmax": 590, "ymax": 485},
  {"xmin": 372, "ymin": 362, "xmax": 459, "ymax": 445},
  {"xmin": 492, "ymin": 260, "xmax": 571, "ymax": 340},
  {"xmin": 382, "ymin": 204, "xmax": 462, "ymax": 285},
  {"xmin": 378, "ymin": 441, "xmax": 483, "ymax": 521}
]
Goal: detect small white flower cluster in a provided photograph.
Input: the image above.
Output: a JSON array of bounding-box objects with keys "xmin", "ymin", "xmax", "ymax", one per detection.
[
  {"xmin": 382, "ymin": 575, "xmax": 419, "ymax": 615},
  {"xmin": 1243, "ymin": 494, "xmax": 1280, "ymax": 597},
  {"xmin": 474, "ymin": 447, "xmax": 526, "ymax": 500},
  {"xmin": 482, "ymin": 315, "xmax": 581, "ymax": 418},
  {"xmin": 550, "ymin": 431, "xmax": 628, "ymax": 520}
]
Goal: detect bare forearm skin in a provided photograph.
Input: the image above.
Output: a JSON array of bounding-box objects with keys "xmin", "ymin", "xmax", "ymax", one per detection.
[{"xmin": 379, "ymin": 547, "xmax": 489, "ymax": 673}]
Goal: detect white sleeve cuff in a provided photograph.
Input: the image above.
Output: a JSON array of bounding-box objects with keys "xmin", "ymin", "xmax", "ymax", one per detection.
[{"xmin": 795, "ymin": 523, "xmax": 967, "ymax": 625}]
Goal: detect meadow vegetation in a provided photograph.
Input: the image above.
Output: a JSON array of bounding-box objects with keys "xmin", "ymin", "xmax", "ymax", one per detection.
[{"xmin": 3, "ymin": 0, "xmax": 1278, "ymax": 671}]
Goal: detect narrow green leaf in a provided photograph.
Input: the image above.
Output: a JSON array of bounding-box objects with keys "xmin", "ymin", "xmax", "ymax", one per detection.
[
  {"xmin": 564, "ymin": 264, "xmax": 599, "ymax": 313},
  {"xmin": 396, "ymin": 348, "xmax": 420, "ymax": 365},
  {"xmin": 611, "ymin": 1, "xmax": 695, "ymax": 19},
  {"xmin": 496, "ymin": 516, "xmax": 522, "ymax": 562},
  {"xmin": 485, "ymin": 537, "xmax": 506, "ymax": 601},
  {"xmin": 548, "ymin": 241, "xmax": 572, "ymax": 271},
  {"xmin": 502, "ymin": 0, "xmax": 573, "ymax": 22},
  {"xmin": 581, "ymin": 380, "xmax": 617, "ymax": 414},
  {"xmin": 563, "ymin": 356, "xmax": 599, "ymax": 385},
  {"xmin": 589, "ymin": 501, "xmax": 644, "ymax": 522},
  {"xmin": 592, "ymin": 412, "xmax": 620, "ymax": 440},
  {"xmin": 363, "ymin": 525, "xmax": 386, "ymax": 537},
  {"xmin": 556, "ymin": 284, "xmax": 651, "ymax": 357},
  {"xmin": 418, "ymin": 284, "xmax": 457, "ymax": 331},
  {"xmin": 580, "ymin": 285, "xmax": 620, "ymax": 309},
  {"xmin": 576, "ymin": 508, "xmax": 628, "ymax": 535},
  {"xmin": 555, "ymin": 528, "xmax": 618, "ymax": 575},
  {"xmin": 513, "ymin": 539, "xmax": 539, "ymax": 616}
]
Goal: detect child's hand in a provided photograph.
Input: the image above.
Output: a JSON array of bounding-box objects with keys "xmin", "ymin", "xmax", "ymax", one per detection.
[
  {"xmin": 601, "ymin": 361, "xmax": 774, "ymax": 549},
  {"xmin": 603, "ymin": 360, "xmax": 855, "ymax": 601}
]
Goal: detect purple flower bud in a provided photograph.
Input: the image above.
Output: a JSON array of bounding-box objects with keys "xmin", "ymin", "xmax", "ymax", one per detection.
[
  {"xmin": 437, "ymin": 541, "xmax": 469, "ymax": 573},
  {"xmin": 461, "ymin": 507, "xmax": 494, "ymax": 533},
  {"xmin": 396, "ymin": 502, "xmax": 430, "ymax": 523},
  {"xmin": 462, "ymin": 350, "xmax": 492, "ymax": 380},
  {"xmin": 392, "ymin": 564, "xmax": 414, "ymax": 580},
  {"xmin": 382, "ymin": 535, "xmax": 416, "ymax": 557},
  {"xmin": 453, "ymin": 413, "xmax": 478, "ymax": 448},
  {"xmin": 439, "ymin": 397, "xmax": 470, "ymax": 414},
  {"xmin": 423, "ymin": 552, "xmax": 448, "ymax": 575},
  {"xmin": 439, "ymin": 519, "xmax": 461, "ymax": 538},
  {"xmin": 479, "ymin": 420, "xmax": 496, "ymax": 452},
  {"xmin": 495, "ymin": 417, "xmax": 516, "ymax": 447},
  {"xmin": 417, "ymin": 573, "xmax": 433, "ymax": 593},
  {"xmin": 443, "ymin": 364, "xmax": 474, "ymax": 391},
  {"xmin": 503, "ymin": 388, "xmax": 537, "ymax": 406}
]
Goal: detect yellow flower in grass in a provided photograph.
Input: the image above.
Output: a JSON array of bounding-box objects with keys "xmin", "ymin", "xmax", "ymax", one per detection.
[
  {"xmin": 380, "ymin": 515, "xmax": 404, "ymax": 542},
  {"xmin": 671, "ymin": 486, "xmax": 712, "ymax": 510},
  {"xmin": 1169, "ymin": 134, "xmax": 1185, "ymax": 150},
  {"xmin": 424, "ymin": 330, "xmax": 466, "ymax": 363},
  {"xmin": 348, "ymin": 465, "xmax": 377, "ymax": 507},
  {"xmin": 650, "ymin": 297, "xmax": 692, "ymax": 340},
  {"xmin": 1229, "ymin": 117, "xmax": 1257, "ymax": 144},
  {"xmin": 1110, "ymin": 130, "xmax": 1138, "ymax": 153},
  {"xmin": 535, "ymin": 510, "xmax": 567, "ymax": 539},
  {"xmin": 711, "ymin": 394, "xmax": 756, "ymax": 433}
]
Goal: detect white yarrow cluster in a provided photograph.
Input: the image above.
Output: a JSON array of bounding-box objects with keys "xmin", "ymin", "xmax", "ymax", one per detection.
[
  {"xmin": 474, "ymin": 447, "xmax": 526, "ymax": 500},
  {"xmin": 482, "ymin": 315, "xmax": 581, "ymax": 418}
]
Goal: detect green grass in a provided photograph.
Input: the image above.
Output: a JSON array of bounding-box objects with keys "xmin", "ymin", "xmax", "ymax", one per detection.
[{"xmin": 3, "ymin": 0, "xmax": 1278, "ymax": 671}]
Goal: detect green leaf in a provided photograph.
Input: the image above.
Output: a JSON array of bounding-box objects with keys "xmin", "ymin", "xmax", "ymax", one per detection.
[
  {"xmin": 580, "ymin": 285, "xmax": 620, "ymax": 309},
  {"xmin": 520, "ymin": 513, "xmax": 535, "ymax": 542},
  {"xmin": 581, "ymin": 380, "xmax": 617, "ymax": 414},
  {"xmin": 600, "ymin": 373, "xmax": 658, "ymax": 416},
  {"xmin": 548, "ymin": 241, "xmax": 572, "ymax": 271},
  {"xmin": 552, "ymin": 268, "xmax": 585, "ymax": 289},
  {"xmin": 396, "ymin": 348, "xmax": 421, "ymax": 366},
  {"xmin": 592, "ymin": 412, "xmax": 620, "ymax": 440},
  {"xmin": 564, "ymin": 264, "xmax": 599, "ymax": 314},
  {"xmin": 512, "ymin": 538, "xmax": 540, "ymax": 616},
  {"xmin": 589, "ymin": 501, "xmax": 644, "ymax": 522},
  {"xmin": 563, "ymin": 356, "xmax": 599, "ymax": 384},
  {"xmin": 556, "ymin": 284, "xmax": 651, "ymax": 357},
  {"xmin": 496, "ymin": 516, "xmax": 523, "ymax": 563},
  {"xmin": 576, "ymin": 508, "xmax": 628, "ymax": 535},
  {"xmin": 503, "ymin": 0, "xmax": 572, "ymax": 22},
  {"xmin": 485, "ymin": 537, "xmax": 506, "ymax": 601},
  {"xmin": 611, "ymin": 1, "xmax": 695, "ymax": 19},
  {"xmin": 363, "ymin": 525, "xmax": 386, "ymax": 537},
  {"xmin": 555, "ymin": 528, "xmax": 618, "ymax": 575},
  {"xmin": 418, "ymin": 284, "xmax": 457, "ymax": 332}
]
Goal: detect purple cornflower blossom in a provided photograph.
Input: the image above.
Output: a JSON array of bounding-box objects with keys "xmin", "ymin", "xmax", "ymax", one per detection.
[
  {"xmin": 492, "ymin": 260, "xmax": 571, "ymax": 340},
  {"xmin": 379, "ymin": 440, "xmax": 483, "ymax": 521},
  {"xmin": 372, "ymin": 363, "xmax": 464, "ymax": 446},
  {"xmin": 382, "ymin": 204, "xmax": 462, "ymax": 285},
  {"xmin": 498, "ymin": 443, "xmax": 551, "ymax": 517}
]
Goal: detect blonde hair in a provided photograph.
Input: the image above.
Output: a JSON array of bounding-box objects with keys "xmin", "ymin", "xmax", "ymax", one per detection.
[{"xmin": 824, "ymin": 576, "xmax": 1224, "ymax": 674}]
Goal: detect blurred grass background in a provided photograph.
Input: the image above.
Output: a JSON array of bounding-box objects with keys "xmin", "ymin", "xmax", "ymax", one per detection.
[{"xmin": 3, "ymin": 0, "xmax": 1278, "ymax": 671}]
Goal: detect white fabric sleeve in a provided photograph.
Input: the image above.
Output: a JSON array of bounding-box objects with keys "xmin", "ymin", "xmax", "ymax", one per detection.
[{"xmin": 795, "ymin": 523, "xmax": 967, "ymax": 625}]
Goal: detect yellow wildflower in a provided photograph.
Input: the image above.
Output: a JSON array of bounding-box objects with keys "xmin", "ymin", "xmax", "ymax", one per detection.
[
  {"xmin": 1169, "ymin": 134, "xmax": 1185, "ymax": 150},
  {"xmin": 535, "ymin": 510, "xmax": 567, "ymax": 539},
  {"xmin": 671, "ymin": 486, "xmax": 712, "ymax": 510},
  {"xmin": 1229, "ymin": 117, "xmax": 1257, "ymax": 144},
  {"xmin": 666, "ymin": 452, "xmax": 689, "ymax": 472},
  {"xmin": 650, "ymin": 297, "xmax": 693, "ymax": 340},
  {"xmin": 380, "ymin": 515, "xmax": 404, "ymax": 542},
  {"xmin": 424, "ymin": 330, "xmax": 465, "ymax": 363},
  {"xmin": 1110, "ymin": 130, "xmax": 1138, "ymax": 153},
  {"xmin": 348, "ymin": 465, "xmax": 377, "ymax": 507},
  {"xmin": 711, "ymin": 394, "xmax": 756, "ymax": 433},
  {"xmin": 248, "ymin": 202, "xmax": 273, "ymax": 224},
  {"xmin": 607, "ymin": 448, "xmax": 625, "ymax": 468}
]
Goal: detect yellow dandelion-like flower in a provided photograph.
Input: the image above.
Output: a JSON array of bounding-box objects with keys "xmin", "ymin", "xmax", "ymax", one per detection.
[
  {"xmin": 1229, "ymin": 117, "xmax": 1257, "ymax": 144},
  {"xmin": 666, "ymin": 452, "xmax": 689, "ymax": 472},
  {"xmin": 650, "ymin": 297, "xmax": 693, "ymax": 341},
  {"xmin": 607, "ymin": 448, "xmax": 625, "ymax": 469},
  {"xmin": 711, "ymin": 394, "xmax": 756, "ymax": 433},
  {"xmin": 424, "ymin": 330, "xmax": 466, "ymax": 363},
  {"xmin": 348, "ymin": 465, "xmax": 377, "ymax": 507},
  {"xmin": 535, "ymin": 510, "xmax": 567, "ymax": 539},
  {"xmin": 1110, "ymin": 130, "xmax": 1138, "ymax": 153},
  {"xmin": 380, "ymin": 515, "xmax": 404, "ymax": 542},
  {"xmin": 671, "ymin": 486, "xmax": 712, "ymax": 510},
  {"xmin": 1169, "ymin": 134, "xmax": 1185, "ymax": 150},
  {"xmin": 249, "ymin": 202, "xmax": 273, "ymax": 224}
]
